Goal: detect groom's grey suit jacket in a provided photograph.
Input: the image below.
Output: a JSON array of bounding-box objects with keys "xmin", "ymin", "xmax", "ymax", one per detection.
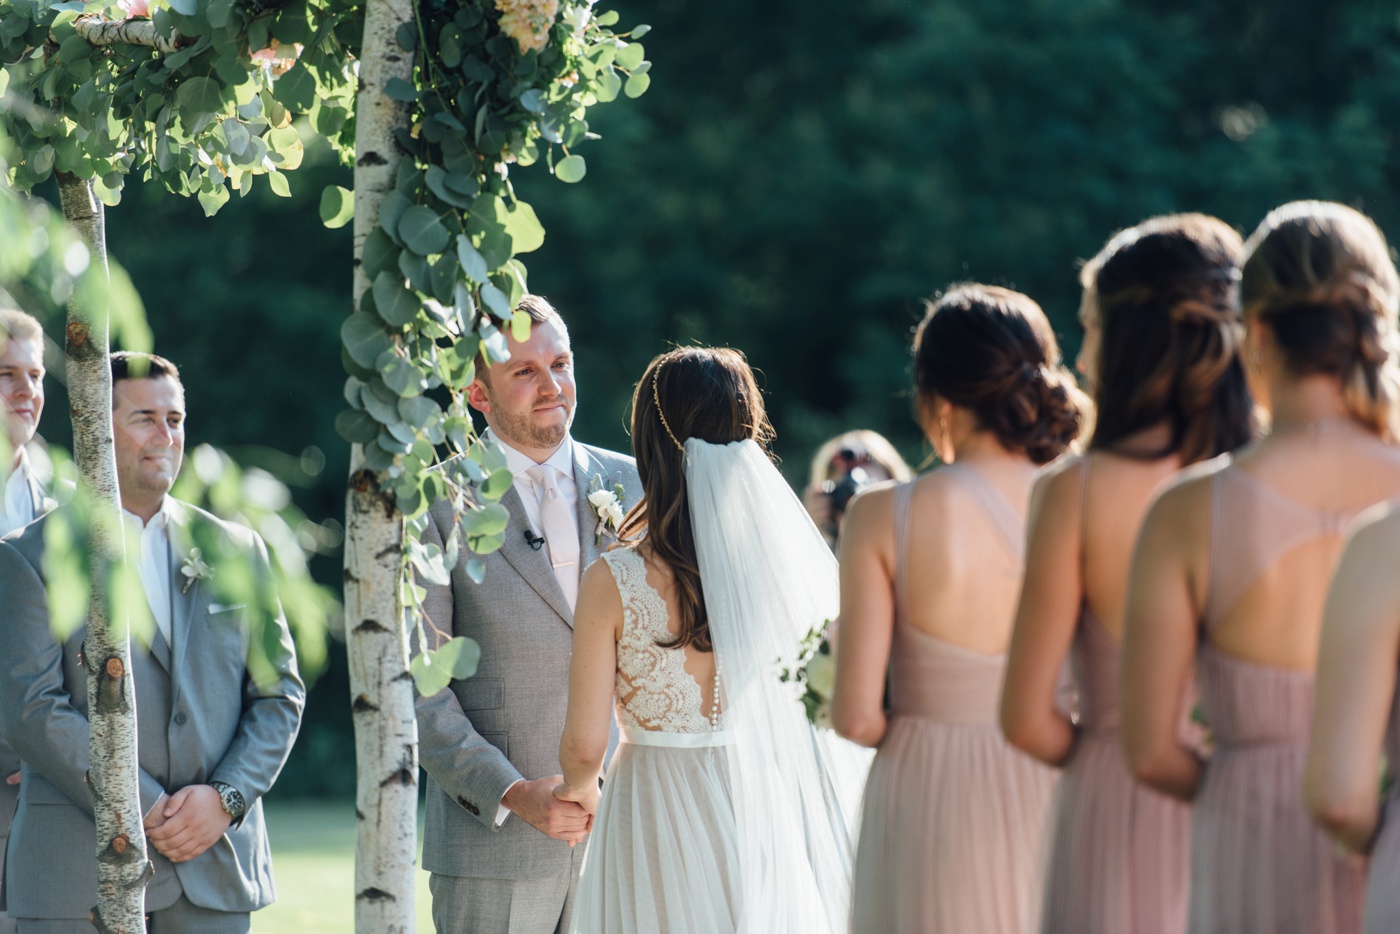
[
  {"xmin": 417, "ymin": 440, "xmax": 640, "ymax": 881},
  {"xmin": 0, "ymin": 499, "xmax": 304, "ymax": 920}
]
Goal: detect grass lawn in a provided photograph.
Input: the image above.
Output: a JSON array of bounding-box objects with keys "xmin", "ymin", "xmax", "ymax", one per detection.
[{"xmin": 253, "ymin": 798, "xmax": 434, "ymax": 933}]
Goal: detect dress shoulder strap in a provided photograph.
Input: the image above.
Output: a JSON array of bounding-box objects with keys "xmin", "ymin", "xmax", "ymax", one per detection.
[
  {"xmin": 892, "ymin": 480, "xmax": 916, "ymax": 625},
  {"xmin": 945, "ymin": 463, "xmax": 1026, "ymax": 564}
]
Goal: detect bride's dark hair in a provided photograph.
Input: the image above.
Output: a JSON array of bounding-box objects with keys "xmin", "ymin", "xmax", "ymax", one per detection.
[{"xmin": 619, "ymin": 346, "xmax": 775, "ymax": 652}]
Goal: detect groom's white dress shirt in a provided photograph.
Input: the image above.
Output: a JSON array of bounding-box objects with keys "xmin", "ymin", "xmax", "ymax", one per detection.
[
  {"xmin": 0, "ymin": 447, "xmax": 37, "ymax": 538},
  {"xmin": 485, "ymin": 429, "xmax": 582, "ymax": 827},
  {"xmin": 123, "ymin": 497, "xmax": 174, "ymax": 647}
]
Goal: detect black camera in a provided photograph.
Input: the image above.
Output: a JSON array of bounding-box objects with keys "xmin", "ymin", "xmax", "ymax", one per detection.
[{"xmin": 820, "ymin": 447, "xmax": 873, "ymax": 541}]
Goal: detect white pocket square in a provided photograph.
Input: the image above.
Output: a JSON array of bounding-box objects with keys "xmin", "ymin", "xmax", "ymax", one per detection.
[{"xmin": 208, "ymin": 603, "xmax": 247, "ymax": 614}]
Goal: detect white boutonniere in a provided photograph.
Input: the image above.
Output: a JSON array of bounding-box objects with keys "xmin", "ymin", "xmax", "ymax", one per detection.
[
  {"xmin": 586, "ymin": 474, "xmax": 627, "ymax": 544},
  {"xmin": 179, "ymin": 547, "xmax": 214, "ymax": 594}
]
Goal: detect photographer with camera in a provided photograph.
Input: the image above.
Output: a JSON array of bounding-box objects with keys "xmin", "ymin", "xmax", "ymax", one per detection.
[{"xmin": 803, "ymin": 430, "xmax": 912, "ymax": 547}]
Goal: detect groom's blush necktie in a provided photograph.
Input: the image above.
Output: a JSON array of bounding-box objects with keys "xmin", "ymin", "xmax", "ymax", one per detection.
[{"xmin": 527, "ymin": 464, "xmax": 580, "ymax": 611}]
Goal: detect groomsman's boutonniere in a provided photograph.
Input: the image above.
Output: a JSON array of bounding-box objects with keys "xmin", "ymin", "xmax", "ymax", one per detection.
[
  {"xmin": 179, "ymin": 548, "xmax": 215, "ymax": 594},
  {"xmin": 587, "ymin": 474, "xmax": 627, "ymax": 544}
]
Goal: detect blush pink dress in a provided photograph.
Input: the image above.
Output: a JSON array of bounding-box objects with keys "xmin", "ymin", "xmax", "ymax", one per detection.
[
  {"xmin": 1189, "ymin": 463, "xmax": 1370, "ymax": 934},
  {"xmin": 1040, "ymin": 460, "xmax": 1193, "ymax": 934},
  {"xmin": 1363, "ymin": 689, "xmax": 1400, "ymax": 933},
  {"xmin": 851, "ymin": 467, "xmax": 1059, "ymax": 934}
]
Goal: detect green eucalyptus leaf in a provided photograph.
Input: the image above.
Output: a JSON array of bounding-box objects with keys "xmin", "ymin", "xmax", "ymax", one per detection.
[
  {"xmin": 595, "ymin": 10, "xmax": 620, "ymax": 25},
  {"xmin": 362, "ymin": 226, "xmax": 400, "ymax": 279},
  {"xmin": 465, "ymin": 557, "xmax": 485, "ymax": 583},
  {"xmin": 359, "ymin": 382, "xmax": 400, "ymax": 425},
  {"xmin": 380, "ymin": 354, "xmax": 427, "ymax": 397},
  {"xmin": 596, "ymin": 69, "xmax": 621, "ymax": 102},
  {"xmin": 399, "ymin": 205, "xmax": 451, "ymax": 255},
  {"xmin": 479, "ymin": 282, "xmax": 512, "ymax": 320},
  {"xmin": 398, "ymin": 249, "xmax": 432, "ymax": 294},
  {"xmin": 399, "ymin": 395, "xmax": 442, "ymax": 428},
  {"xmin": 624, "ymin": 72, "xmax": 651, "ymax": 98},
  {"xmin": 335, "ymin": 409, "xmax": 379, "ymax": 444},
  {"xmin": 273, "ymin": 63, "xmax": 316, "ymax": 111},
  {"xmin": 320, "ymin": 185, "xmax": 354, "ymax": 228},
  {"xmin": 197, "ymin": 185, "xmax": 230, "ymax": 216},
  {"xmin": 501, "ymin": 200, "xmax": 544, "ymax": 253},
  {"xmin": 267, "ymin": 170, "xmax": 291, "ymax": 198},
  {"xmin": 456, "ymin": 235, "xmax": 489, "ymax": 285},
  {"xmin": 373, "ymin": 271, "xmax": 421, "ymax": 327},
  {"xmin": 176, "ymin": 76, "xmax": 225, "ymax": 116},
  {"xmin": 554, "ymin": 154, "xmax": 586, "ymax": 183},
  {"xmin": 461, "ymin": 502, "xmax": 510, "ymax": 537},
  {"xmin": 410, "ymin": 636, "xmax": 480, "ymax": 695},
  {"xmin": 342, "ymin": 314, "xmax": 393, "ymax": 368},
  {"xmin": 631, "ymin": 24, "xmax": 652, "ymax": 37},
  {"xmin": 167, "ymin": 0, "xmax": 197, "ymax": 15},
  {"xmin": 519, "ymin": 88, "xmax": 546, "ymax": 113},
  {"xmin": 378, "ymin": 190, "xmax": 412, "ymax": 244},
  {"xmin": 425, "ymin": 166, "xmax": 475, "ymax": 208},
  {"xmin": 383, "ymin": 77, "xmax": 418, "ymax": 102},
  {"xmin": 615, "ymin": 42, "xmax": 645, "ymax": 71}
]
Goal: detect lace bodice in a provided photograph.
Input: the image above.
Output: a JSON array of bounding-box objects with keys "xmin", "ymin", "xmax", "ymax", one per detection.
[{"xmin": 604, "ymin": 548, "xmax": 718, "ymax": 733}]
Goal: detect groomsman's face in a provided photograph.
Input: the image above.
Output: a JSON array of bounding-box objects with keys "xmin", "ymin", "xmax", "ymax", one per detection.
[
  {"xmin": 468, "ymin": 317, "xmax": 576, "ymax": 462},
  {"xmin": 0, "ymin": 336, "xmax": 43, "ymax": 457},
  {"xmin": 113, "ymin": 375, "xmax": 186, "ymax": 520}
]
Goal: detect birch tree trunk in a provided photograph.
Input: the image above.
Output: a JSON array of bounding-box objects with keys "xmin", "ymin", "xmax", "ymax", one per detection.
[
  {"xmin": 56, "ymin": 172, "xmax": 149, "ymax": 933},
  {"xmin": 345, "ymin": 1, "xmax": 418, "ymax": 930}
]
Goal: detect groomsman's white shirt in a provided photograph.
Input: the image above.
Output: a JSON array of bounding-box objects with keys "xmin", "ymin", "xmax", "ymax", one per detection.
[
  {"xmin": 483, "ymin": 428, "xmax": 581, "ymax": 827},
  {"xmin": 123, "ymin": 497, "xmax": 174, "ymax": 648},
  {"xmin": 0, "ymin": 447, "xmax": 36, "ymax": 538}
]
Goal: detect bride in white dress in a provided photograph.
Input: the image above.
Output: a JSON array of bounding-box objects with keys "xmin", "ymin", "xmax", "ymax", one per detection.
[{"xmin": 555, "ymin": 346, "xmax": 870, "ymax": 934}]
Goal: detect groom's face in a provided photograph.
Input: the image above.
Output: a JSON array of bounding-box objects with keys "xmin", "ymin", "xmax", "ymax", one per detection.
[
  {"xmin": 468, "ymin": 316, "xmax": 576, "ymax": 460},
  {"xmin": 113, "ymin": 375, "xmax": 186, "ymax": 515}
]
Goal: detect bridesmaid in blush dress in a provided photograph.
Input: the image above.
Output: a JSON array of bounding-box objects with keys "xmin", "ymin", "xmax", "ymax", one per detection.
[
  {"xmin": 1305, "ymin": 504, "xmax": 1400, "ymax": 934},
  {"xmin": 1001, "ymin": 214, "xmax": 1256, "ymax": 934},
  {"xmin": 1122, "ymin": 201, "xmax": 1400, "ymax": 934},
  {"xmin": 833, "ymin": 284, "xmax": 1085, "ymax": 934}
]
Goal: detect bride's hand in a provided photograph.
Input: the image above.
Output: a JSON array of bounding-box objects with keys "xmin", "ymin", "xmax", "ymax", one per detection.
[{"xmin": 553, "ymin": 780, "xmax": 600, "ymax": 816}]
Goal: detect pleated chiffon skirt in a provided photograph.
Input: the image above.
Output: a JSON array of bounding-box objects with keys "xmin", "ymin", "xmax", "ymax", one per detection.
[
  {"xmin": 1040, "ymin": 732, "xmax": 1191, "ymax": 934},
  {"xmin": 851, "ymin": 714, "xmax": 1058, "ymax": 934},
  {"xmin": 572, "ymin": 738, "xmax": 740, "ymax": 934},
  {"xmin": 1189, "ymin": 648, "xmax": 1365, "ymax": 934}
]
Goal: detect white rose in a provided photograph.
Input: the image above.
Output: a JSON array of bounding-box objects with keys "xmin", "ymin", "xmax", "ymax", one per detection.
[
  {"xmin": 805, "ymin": 652, "xmax": 836, "ymax": 699},
  {"xmin": 588, "ymin": 489, "xmax": 625, "ymax": 529},
  {"xmin": 602, "ymin": 500, "xmax": 625, "ymax": 528}
]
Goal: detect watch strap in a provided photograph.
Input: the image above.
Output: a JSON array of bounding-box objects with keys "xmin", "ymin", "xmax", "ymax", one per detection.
[{"xmin": 209, "ymin": 781, "xmax": 246, "ymax": 820}]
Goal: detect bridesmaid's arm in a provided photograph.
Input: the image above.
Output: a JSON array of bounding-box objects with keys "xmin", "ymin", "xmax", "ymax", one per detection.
[
  {"xmin": 1304, "ymin": 509, "xmax": 1400, "ymax": 854},
  {"xmin": 1121, "ymin": 482, "xmax": 1203, "ymax": 801},
  {"xmin": 557, "ymin": 558, "xmax": 622, "ymax": 813},
  {"xmin": 832, "ymin": 486, "xmax": 896, "ymax": 748},
  {"xmin": 1001, "ymin": 461, "xmax": 1084, "ymax": 766}
]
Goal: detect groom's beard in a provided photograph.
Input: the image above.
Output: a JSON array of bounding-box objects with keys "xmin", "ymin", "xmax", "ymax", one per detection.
[{"xmin": 488, "ymin": 393, "xmax": 576, "ymax": 452}]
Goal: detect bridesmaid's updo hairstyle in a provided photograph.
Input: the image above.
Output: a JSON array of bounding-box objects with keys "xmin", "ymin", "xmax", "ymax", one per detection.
[
  {"xmin": 620, "ymin": 347, "xmax": 774, "ymax": 652},
  {"xmin": 1242, "ymin": 201, "xmax": 1400, "ymax": 438},
  {"xmin": 1083, "ymin": 213, "xmax": 1256, "ymax": 464},
  {"xmin": 914, "ymin": 284, "xmax": 1084, "ymax": 465}
]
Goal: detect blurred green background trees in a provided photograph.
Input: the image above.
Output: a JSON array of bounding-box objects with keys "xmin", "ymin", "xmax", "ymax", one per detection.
[{"xmin": 31, "ymin": 0, "xmax": 1400, "ymax": 794}]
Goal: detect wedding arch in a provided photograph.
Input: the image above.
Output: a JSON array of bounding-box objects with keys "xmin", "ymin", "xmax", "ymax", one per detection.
[{"xmin": 0, "ymin": 0, "xmax": 650, "ymax": 929}]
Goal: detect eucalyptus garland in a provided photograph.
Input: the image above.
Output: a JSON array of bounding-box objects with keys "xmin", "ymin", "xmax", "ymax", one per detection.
[{"xmin": 331, "ymin": 0, "xmax": 649, "ymax": 690}]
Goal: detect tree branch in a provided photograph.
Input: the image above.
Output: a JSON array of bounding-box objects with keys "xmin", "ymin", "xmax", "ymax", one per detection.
[{"xmin": 73, "ymin": 16, "xmax": 187, "ymax": 54}]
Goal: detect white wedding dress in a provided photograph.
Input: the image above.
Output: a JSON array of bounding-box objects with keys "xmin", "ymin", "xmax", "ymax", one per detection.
[{"xmin": 570, "ymin": 439, "xmax": 870, "ymax": 934}]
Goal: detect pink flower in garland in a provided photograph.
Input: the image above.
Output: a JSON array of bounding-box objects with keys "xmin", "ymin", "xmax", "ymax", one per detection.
[
  {"xmin": 116, "ymin": 0, "xmax": 150, "ymax": 18},
  {"xmin": 496, "ymin": 0, "xmax": 559, "ymax": 53}
]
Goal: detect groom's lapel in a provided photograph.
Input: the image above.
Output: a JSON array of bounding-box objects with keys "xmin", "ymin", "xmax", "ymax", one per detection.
[
  {"xmin": 493, "ymin": 484, "xmax": 573, "ymax": 625},
  {"xmin": 165, "ymin": 500, "xmax": 201, "ymax": 680},
  {"xmin": 573, "ymin": 445, "xmax": 603, "ymax": 574}
]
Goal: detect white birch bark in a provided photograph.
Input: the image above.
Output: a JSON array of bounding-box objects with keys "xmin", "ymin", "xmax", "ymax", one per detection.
[
  {"xmin": 73, "ymin": 16, "xmax": 185, "ymax": 53},
  {"xmin": 57, "ymin": 173, "xmax": 149, "ymax": 934},
  {"xmin": 346, "ymin": 1, "xmax": 417, "ymax": 930}
]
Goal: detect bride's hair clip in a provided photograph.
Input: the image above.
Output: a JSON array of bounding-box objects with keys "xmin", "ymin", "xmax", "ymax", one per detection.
[{"xmin": 652, "ymin": 364, "xmax": 685, "ymax": 452}]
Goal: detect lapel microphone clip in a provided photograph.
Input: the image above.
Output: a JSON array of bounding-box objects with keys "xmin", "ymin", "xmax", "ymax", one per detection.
[{"xmin": 524, "ymin": 529, "xmax": 546, "ymax": 551}]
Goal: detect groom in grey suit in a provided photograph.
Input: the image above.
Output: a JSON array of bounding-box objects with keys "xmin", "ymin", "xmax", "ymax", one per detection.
[
  {"xmin": 417, "ymin": 295, "xmax": 641, "ymax": 934},
  {"xmin": 0, "ymin": 352, "xmax": 304, "ymax": 933}
]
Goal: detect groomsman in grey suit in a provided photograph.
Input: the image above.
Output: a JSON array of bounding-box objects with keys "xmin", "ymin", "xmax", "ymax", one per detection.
[
  {"xmin": 417, "ymin": 295, "xmax": 641, "ymax": 934},
  {"xmin": 0, "ymin": 352, "xmax": 304, "ymax": 933},
  {"xmin": 0, "ymin": 308, "xmax": 57, "ymax": 934}
]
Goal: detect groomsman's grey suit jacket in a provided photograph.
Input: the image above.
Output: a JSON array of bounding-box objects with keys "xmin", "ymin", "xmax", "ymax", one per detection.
[
  {"xmin": 417, "ymin": 440, "xmax": 641, "ymax": 881},
  {"xmin": 0, "ymin": 499, "xmax": 305, "ymax": 920}
]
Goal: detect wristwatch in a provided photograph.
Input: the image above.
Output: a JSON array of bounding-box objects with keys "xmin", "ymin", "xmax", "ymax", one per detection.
[{"xmin": 210, "ymin": 781, "xmax": 246, "ymax": 821}]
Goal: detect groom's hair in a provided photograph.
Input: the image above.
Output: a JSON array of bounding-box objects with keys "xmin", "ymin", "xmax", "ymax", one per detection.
[
  {"xmin": 474, "ymin": 294, "xmax": 568, "ymax": 382},
  {"xmin": 110, "ymin": 351, "xmax": 183, "ymax": 398}
]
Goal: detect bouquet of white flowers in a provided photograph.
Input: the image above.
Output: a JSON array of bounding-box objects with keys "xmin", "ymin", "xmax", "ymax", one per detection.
[{"xmin": 779, "ymin": 620, "xmax": 836, "ymax": 728}]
